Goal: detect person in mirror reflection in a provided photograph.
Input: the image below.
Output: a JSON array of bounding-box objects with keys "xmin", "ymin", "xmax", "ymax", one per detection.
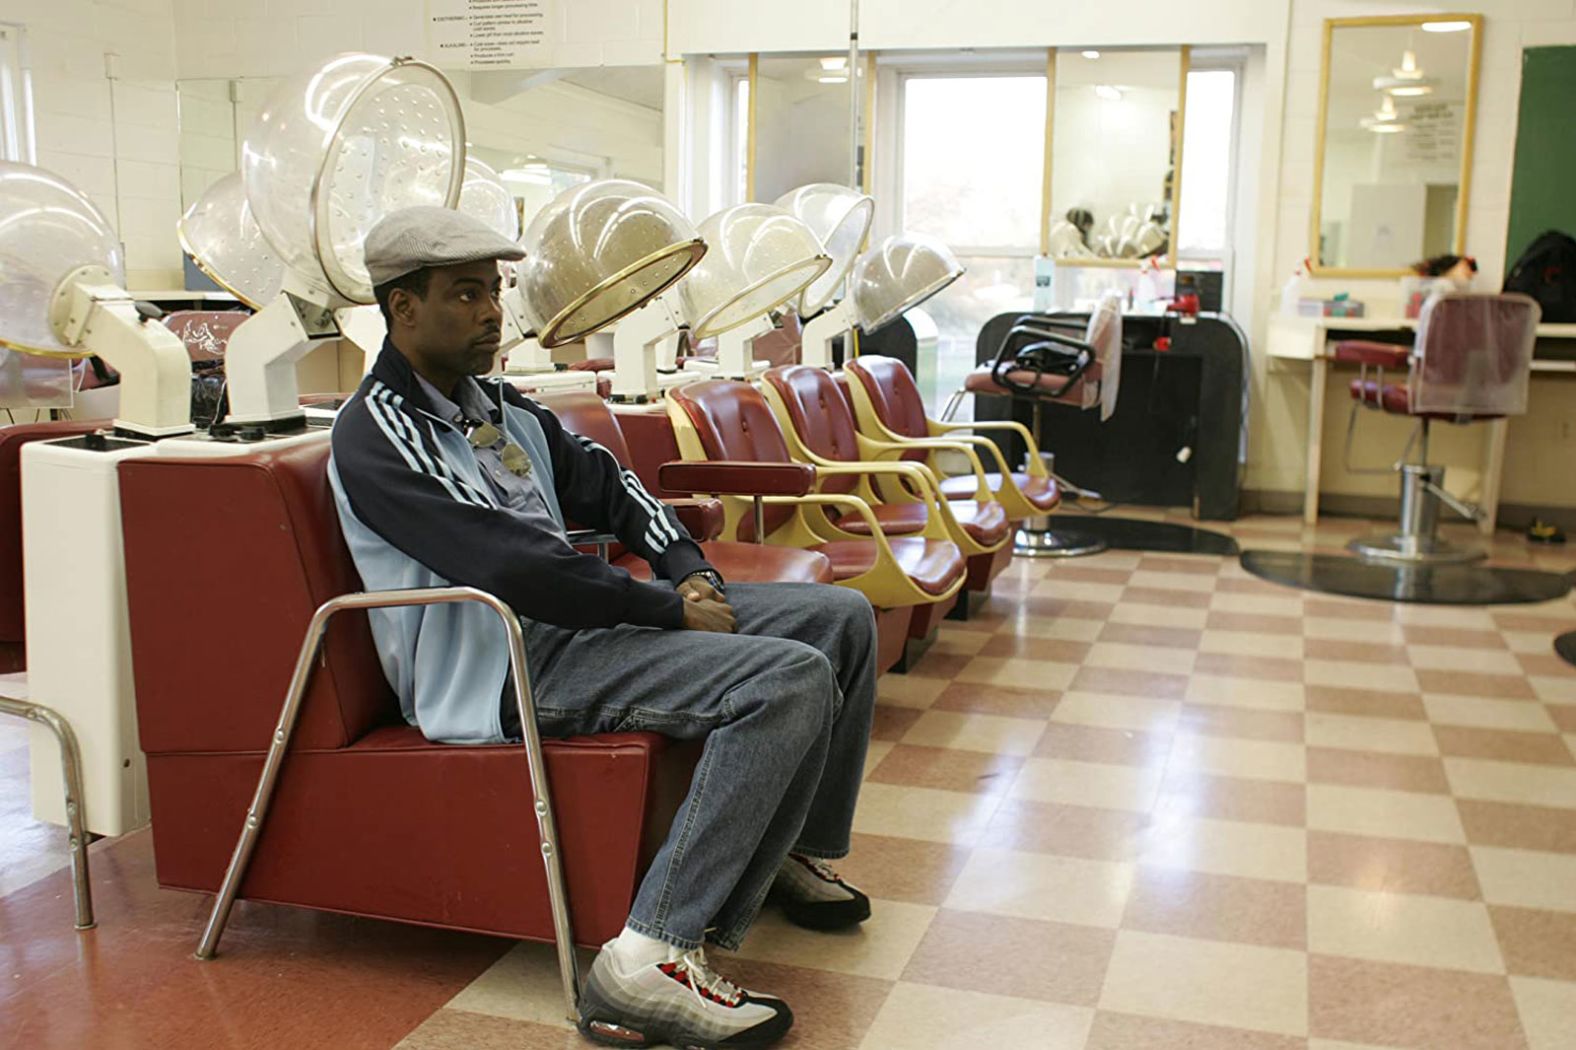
[
  {"xmin": 1412, "ymin": 253, "xmax": 1478, "ymax": 285},
  {"xmin": 327, "ymin": 205, "xmax": 878, "ymax": 1050}
]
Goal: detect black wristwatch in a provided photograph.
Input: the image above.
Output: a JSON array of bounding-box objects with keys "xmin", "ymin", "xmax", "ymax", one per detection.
[{"xmin": 682, "ymin": 569, "xmax": 727, "ymax": 596}]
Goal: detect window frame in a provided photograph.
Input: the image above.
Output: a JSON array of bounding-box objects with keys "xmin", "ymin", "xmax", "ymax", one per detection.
[
  {"xmin": 1175, "ymin": 54, "xmax": 1245, "ymax": 266},
  {"xmin": 0, "ymin": 22, "xmax": 37, "ymax": 164}
]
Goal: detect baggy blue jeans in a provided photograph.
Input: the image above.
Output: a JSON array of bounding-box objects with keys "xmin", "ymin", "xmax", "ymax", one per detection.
[{"xmin": 520, "ymin": 582, "xmax": 879, "ymax": 951}]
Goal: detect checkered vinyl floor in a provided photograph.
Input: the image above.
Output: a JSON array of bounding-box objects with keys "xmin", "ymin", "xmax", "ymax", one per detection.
[{"xmin": 395, "ymin": 513, "xmax": 1576, "ymax": 1050}]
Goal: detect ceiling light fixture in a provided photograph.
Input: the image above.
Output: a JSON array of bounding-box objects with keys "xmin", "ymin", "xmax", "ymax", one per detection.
[
  {"xmin": 1421, "ymin": 20, "xmax": 1472, "ymax": 33},
  {"xmin": 1081, "ymin": 50, "xmax": 1101, "ymax": 59}
]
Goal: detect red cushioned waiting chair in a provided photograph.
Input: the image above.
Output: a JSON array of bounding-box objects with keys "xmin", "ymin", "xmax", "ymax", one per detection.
[
  {"xmin": 118, "ymin": 436, "xmax": 704, "ymax": 1021},
  {"xmin": 1336, "ymin": 292, "xmax": 1540, "ymax": 563}
]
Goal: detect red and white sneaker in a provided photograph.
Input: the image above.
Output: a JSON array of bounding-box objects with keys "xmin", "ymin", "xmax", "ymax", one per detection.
[
  {"xmin": 768, "ymin": 854, "xmax": 871, "ymax": 931},
  {"xmin": 577, "ymin": 942, "xmax": 792, "ymax": 1049}
]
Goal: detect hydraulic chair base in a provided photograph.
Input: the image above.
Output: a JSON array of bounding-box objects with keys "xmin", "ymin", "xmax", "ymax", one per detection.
[
  {"xmin": 1014, "ymin": 515, "xmax": 1109, "ymax": 559},
  {"xmin": 1348, "ymin": 465, "xmax": 1483, "ymax": 566}
]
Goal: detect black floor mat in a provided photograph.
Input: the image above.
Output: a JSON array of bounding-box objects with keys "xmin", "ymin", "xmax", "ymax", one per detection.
[
  {"xmin": 1240, "ymin": 550, "xmax": 1572, "ymax": 606},
  {"xmin": 1047, "ymin": 515, "xmax": 1240, "ymax": 556}
]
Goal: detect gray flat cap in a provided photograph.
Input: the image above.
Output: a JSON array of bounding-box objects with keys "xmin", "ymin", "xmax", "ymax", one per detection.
[{"xmin": 363, "ymin": 205, "xmax": 525, "ymax": 287}]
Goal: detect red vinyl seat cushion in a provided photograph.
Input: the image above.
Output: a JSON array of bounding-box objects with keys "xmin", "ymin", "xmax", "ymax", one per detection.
[
  {"xmin": 963, "ymin": 365, "xmax": 1075, "ymax": 397},
  {"xmin": 939, "ymin": 471, "xmax": 1060, "ymax": 513},
  {"xmin": 1348, "ymin": 379, "xmax": 1504, "ymax": 422},
  {"xmin": 616, "ymin": 542, "xmax": 834, "ymax": 585},
  {"xmin": 809, "ymin": 537, "xmax": 964, "ymax": 596}
]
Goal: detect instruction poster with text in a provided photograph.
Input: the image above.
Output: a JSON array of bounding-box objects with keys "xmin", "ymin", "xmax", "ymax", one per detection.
[{"xmin": 427, "ymin": 0, "xmax": 555, "ymax": 69}]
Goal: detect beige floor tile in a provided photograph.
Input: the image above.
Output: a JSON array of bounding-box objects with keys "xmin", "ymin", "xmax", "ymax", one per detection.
[
  {"xmin": 1050, "ymin": 692, "xmax": 1180, "ymax": 735},
  {"xmin": 858, "ymin": 983, "xmax": 1093, "ymax": 1050},
  {"xmin": 1392, "ymin": 604, "xmax": 1498, "ymax": 628},
  {"xmin": 1185, "ymin": 675, "xmax": 1306, "ymax": 713},
  {"xmin": 932, "ymin": 628, "xmax": 992, "ymax": 655},
  {"xmin": 1308, "ymin": 830, "xmax": 1481, "ymax": 900},
  {"xmin": 1107, "ymin": 602, "xmax": 1210, "ymax": 630},
  {"xmin": 1099, "ymin": 930, "xmax": 1307, "ymax": 1036},
  {"xmin": 1304, "ymin": 617, "xmax": 1407, "ymax": 644},
  {"xmin": 954, "ymin": 656, "xmax": 1078, "ymax": 692},
  {"xmin": 1407, "ymin": 645, "xmax": 1526, "ymax": 675},
  {"xmin": 899, "ymin": 710, "xmax": 1045, "ymax": 756},
  {"xmin": 1010, "ymin": 757, "xmax": 1165, "ymax": 813},
  {"xmin": 1471, "ymin": 846, "xmax": 1576, "ymax": 913},
  {"xmin": 1510, "ymin": 975, "xmax": 1576, "ymax": 1050},
  {"xmin": 1444, "ymin": 757, "xmax": 1576, "ymax": 808},
  {"xmin": 863, "ymin": 740, "xmax": 895, "ymax": 778},
  {"xmin": 851, "ymin": 782, "xmax": 1003, "ymax": 845},
  {"xmin": 442, "ymin": 942, "xmax": 596, "ymax": 1026},
  {"xmin": 1168, "ymin": 735, "xmax": 1307, "ymax": 783},
  {"xmin": 943, "ymin": 846, "xmax": 1135, "ymax": 928},
  {"xmin": 1502, "ymin": 631, "xmax": 1554, "ymax": 655},
  {"xmin": 1032, "ymin": 579, "xmax": 1127, "ymax": 604},
  {"xmin": 1423, "ymin": 695, "xmax": 1558, "ymax": 733},
  {"xmin": 1209, "ymin": 592, "xmax": 1306, "ymax": 618},
  {"xmin": 1084, "ymin": 642, "xmax": 1196, "ymax": 676},
  {"xmin": 1307, "ymin": 783, "xmax": 1466, "ymax": 844},
  {"xmin": 1087, "ymin": 1012, "xmax": 1308, "ymax": 1049},
  {"xmin": 1305, "ymin": 659, "xmax": 1420, "ymax": 694},
  {"xmin": 877, "ymin": 674, "xmax": 950, "ymax": 710},
  {"xmin": 1127, "ymin": 568, "xmax": 1219, "ymax": 593},
  {"xmin": 1016, "ymin": 613, "xmax": 1106, "ymax": 642},
  {"xmin": 727, "ymin": 898, "xmax": 937, "ymax": 980},
  {"xmin": 1305, "ymin": 712, "xmax": 1440, "ymax": 757},
  {"xmin": 1199, "ymin": 630, "xmax": 1306, "ymax": 660},
  {"xmin": 1309, "ymin": 954, "xmax": 1529, "ymax": 1050},
  {"xmin": 1137, "ymin": 815, "xmax": 1307, "ymax": 883},
  {"xmin": 902, "ymin": 909, "xmax": 1116, "ymax": 1005},
  {"xmin": 1307, "ymin": 1041, "xmax": 1398, "ymax": 1050},
  {"xmin": 1530, "ymin": 676, "xmax": 1576, "ymax": 704},
  {"xmin": 1307, "ymin": 884, "xmax": 1505, "ymax": 974}
]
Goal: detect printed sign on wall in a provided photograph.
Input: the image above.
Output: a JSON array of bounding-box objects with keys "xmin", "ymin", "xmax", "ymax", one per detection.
[{"xmin": 427, "ymin": 0, "xmax": 556, "ymax": 69}]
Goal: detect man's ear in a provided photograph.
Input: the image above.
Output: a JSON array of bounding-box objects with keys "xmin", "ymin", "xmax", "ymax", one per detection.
[{"xmin": 387, "ymin": 287, "xmax": 419, "ymax": 328}]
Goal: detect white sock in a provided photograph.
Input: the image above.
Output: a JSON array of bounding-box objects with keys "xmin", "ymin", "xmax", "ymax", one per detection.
[{"xmin": 608, "ymin": 926, "xmax": 672, "ymax": 970}]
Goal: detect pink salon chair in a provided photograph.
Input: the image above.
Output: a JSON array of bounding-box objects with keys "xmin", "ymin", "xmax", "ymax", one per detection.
[{"xmin": 1337, "ymin": 293, "xmax": 1540, "ymax": 563}]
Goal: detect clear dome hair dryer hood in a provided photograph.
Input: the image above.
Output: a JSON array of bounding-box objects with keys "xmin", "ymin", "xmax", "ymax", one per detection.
[
  {"xmin": 671, "ymin": 203, "xmax": 829, "ymax": 384},
  {"xmin": 0, "ymin": 161, "xmax": 194, "ymax": 438},
  {"xmin": 773, "ymin": 183, "xmax": 874, "ymax": 316},
  {"xmin": 800, "ymin": 232, "xmax": 964, "ymax": 370},
  {"xmin": 221, "ymin": 53, "xmax": 465, "ymax": 432},
  {"xmin": 501, "ymin": 179, "xmax": 706, "ymax": 401}
]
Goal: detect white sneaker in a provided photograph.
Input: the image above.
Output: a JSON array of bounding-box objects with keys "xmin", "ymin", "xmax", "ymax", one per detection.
[
  {"xmin": 769, "ymin": 854, "xmax": 871, "ymax": 931},
  {"xmin": 577, "ymin": 942, "xmax": 793, "ymax": 1049}
]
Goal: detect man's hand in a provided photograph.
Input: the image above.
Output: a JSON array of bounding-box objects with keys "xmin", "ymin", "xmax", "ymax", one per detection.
[{"xmin": 679, "ymin": 577, "xmax": 736, "ymax": 633}]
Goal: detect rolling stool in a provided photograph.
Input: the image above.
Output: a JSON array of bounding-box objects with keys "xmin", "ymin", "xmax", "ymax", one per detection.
[
  {"xmin": 943, "ymin": 294, "xmax": 1123, "ymax": 557},
  {"xmin": 1336, "ymin": 293, "xmax": 1540, "ymax": 564}
]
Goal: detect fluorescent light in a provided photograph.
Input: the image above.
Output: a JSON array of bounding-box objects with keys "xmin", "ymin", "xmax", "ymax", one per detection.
[
  {"xmin": 1388, "ymin": 84, "xmax": 1434, "ymax": 96},
  {"xmin": 815, "ymin": 73, "xmax": 848, "ymax": 84},
  {"xmin": 819, "ymin": 56, "xmax": 847, "ymax": 71},
  {"xmin": 1080, "ymin": 50, "xmax": 1101, "ymax": 60},
  {"xmin": 1093, "ymin": 84, "xmax": 1122, "ymax": 101},
  {"xmin": 1422, "ymin": 20, "xmax": 1471, "ymax": 32}
]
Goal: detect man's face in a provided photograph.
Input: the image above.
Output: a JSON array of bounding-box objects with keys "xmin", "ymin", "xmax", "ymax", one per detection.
[{"xmin": 389, "ymin": 259, "xmax": 505, "ymax": 380}]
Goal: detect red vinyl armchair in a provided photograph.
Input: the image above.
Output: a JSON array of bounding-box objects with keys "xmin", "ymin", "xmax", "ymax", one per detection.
[
  {"xmin": 118, "ymin": 435, "xmax": 703, "ymax": 1020},
  {"xmin": 1337, "ymin": 292, "xmax": 1541, "ymax": 563}
]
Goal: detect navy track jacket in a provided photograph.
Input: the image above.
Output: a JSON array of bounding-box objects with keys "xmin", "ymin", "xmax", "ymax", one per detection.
[{"xmin": 328, "ymin": 342, "xmax": 713, "ymax": 743}]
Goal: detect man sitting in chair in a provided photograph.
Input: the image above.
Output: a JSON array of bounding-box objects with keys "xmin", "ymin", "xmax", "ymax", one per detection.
[{"xmin": 328, "ymin": 207, "xmax": 877, "ymax": 1050}]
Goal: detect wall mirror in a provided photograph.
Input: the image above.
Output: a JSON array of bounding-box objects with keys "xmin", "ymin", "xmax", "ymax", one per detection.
[
  {"xmin": 748, "ymin": 53, "xmax": 856, "ymax": 203},
  {"xmin": 176, "ymin": 65, "xmax": 665, "ymax": 237},
  {"xmin": 1047, "ymin": 47, "xmax": 1186, "ymax": 265},
  {"xmin": 1311, "ymin": 14, "xmax": 1481, "ymax": 275}
]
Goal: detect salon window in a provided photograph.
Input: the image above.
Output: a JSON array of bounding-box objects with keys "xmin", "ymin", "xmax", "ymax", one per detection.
[
  {"xmin": 899, "ymin": 73, "xmax": 1046, "ymax": 416},
  {"xmin": 1175, "ymin": 65, "xmax": 1239, "ymax": 262},
  {"xmin": 0, "ymin": 22, "xmax": 34, "ymax": 163}
]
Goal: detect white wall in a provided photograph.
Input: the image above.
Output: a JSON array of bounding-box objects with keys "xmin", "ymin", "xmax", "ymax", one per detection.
[
  {"xmin": 12, "ymin": 0, "xmax": 184, "ymax": 289},
  {"xmin": 171, "ymin": 0, "xmax": 664, "ymax": 81}
]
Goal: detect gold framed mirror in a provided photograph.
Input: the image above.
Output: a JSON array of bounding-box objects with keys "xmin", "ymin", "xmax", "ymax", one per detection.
[{"xmin": 1310, "ymin": 14, "xmax": 1482, "ymax": 277}]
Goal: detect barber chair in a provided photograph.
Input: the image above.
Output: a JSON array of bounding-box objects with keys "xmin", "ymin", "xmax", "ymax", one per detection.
[
  {"xmin": 536, "ymin": 391, "xmax": 834, "ymax": 586},
  {"xmin": 1337, "ymin": 293, "xmax": 1540, "ymax": 563},
  {"xmin": 761, "ymin": 364, "xmax": 1013, "ymax": 601},
  {"xmin": 939, "ymin": 295, "xmax": 1125, "ymax": 556},
  {"xmin": 0, "ymin": 420, "xmax": 110, "ymax": 671},
  {"xmin": 843, "ymin": 355, "xmax": 1061, "ymax": 525},
  {"xmin": 666, "ymin": 380, "xmax": 967, "ymax": 668},
  {"xmin": 118, "ymin": 436, "xmax": 703, "ymax": 1018}
]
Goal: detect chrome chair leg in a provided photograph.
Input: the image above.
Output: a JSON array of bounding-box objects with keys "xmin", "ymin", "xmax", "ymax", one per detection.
[
  {"xmin": 194, "ymin": 586, "xmax": 582, "ymax": 1022},
  {"xmin": 0, "ymin": 695, "xmax": 94, "ymax": 930}
]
